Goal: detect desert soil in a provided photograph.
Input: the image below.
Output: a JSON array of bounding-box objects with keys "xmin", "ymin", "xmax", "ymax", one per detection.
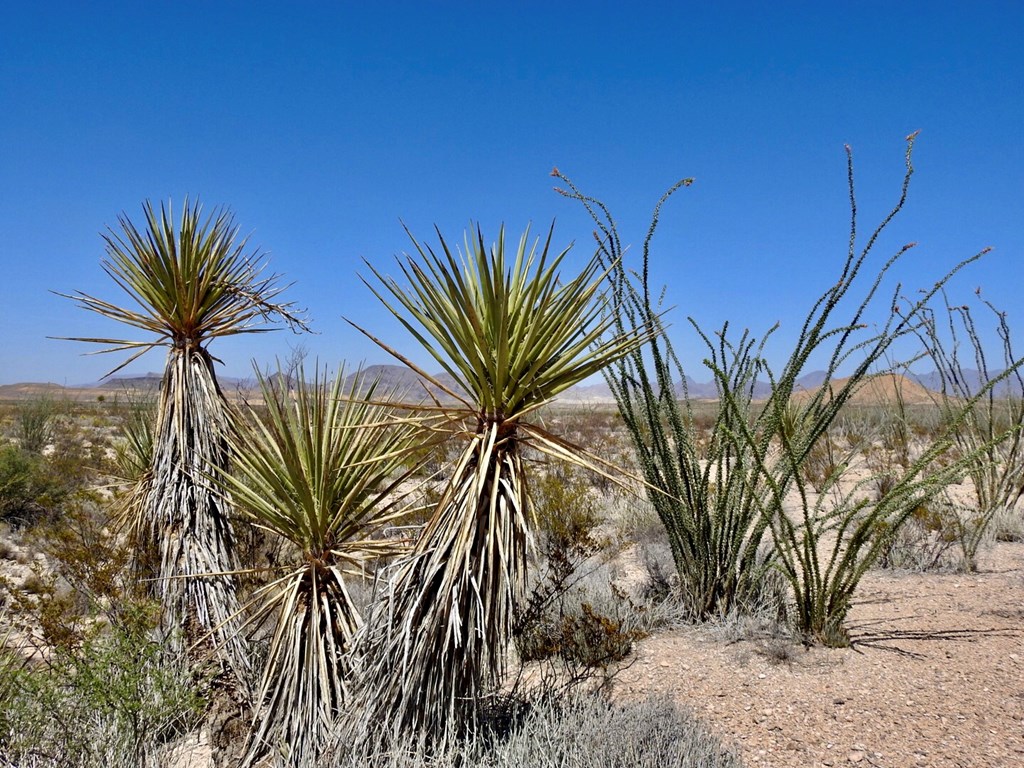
[{"xmin": 615, "ymin": 541, "xmax": 1024, "ymax": 768}]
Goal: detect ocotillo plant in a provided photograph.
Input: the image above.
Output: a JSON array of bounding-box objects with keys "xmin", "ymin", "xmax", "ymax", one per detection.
[
  {"xmin": 554, "ymin": 133, "xmax": 991, "ymax": 637},
  {"xmin": 910, "ymin": 289, "xmax": 1024, "ymax": 569}
]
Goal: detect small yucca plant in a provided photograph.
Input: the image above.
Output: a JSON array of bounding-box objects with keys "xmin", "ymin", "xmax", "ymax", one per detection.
[
  {"xmin": 221, "ymin": 365, "xmax": 425, "ymax": 767},
  {"xmin": 59, "ymin": 200, "xmax": 308, "ymax": 687},
  {"xmin": 108, "ymin": 395, "xmax": 155, "ymax": 526},
  {"xmin": 350, "ymin": 224, "xmax": 645, "ymax": 739}
]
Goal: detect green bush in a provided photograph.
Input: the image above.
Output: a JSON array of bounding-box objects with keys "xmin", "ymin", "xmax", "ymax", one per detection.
[
  {"xmin": 14, "ymin": 395, "xmax": 61, "ymax": 454},
  {"xmin": 0, "ymin": 609, "xmax": 204, "ymax": 767},
  {"xmin": 0, "ymin": 445, "xmax": 67, "ymax": 527}
]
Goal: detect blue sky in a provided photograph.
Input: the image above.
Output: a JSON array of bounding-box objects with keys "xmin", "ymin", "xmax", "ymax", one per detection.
[{"xmin": 2, "ymin": 1, "xmax": 1022, "ymax": 385}]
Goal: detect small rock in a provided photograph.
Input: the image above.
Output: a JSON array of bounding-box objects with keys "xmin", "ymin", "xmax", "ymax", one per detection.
[{"xmin": 847, "ymin": 749, "xmax": 866, "ymax": 763}]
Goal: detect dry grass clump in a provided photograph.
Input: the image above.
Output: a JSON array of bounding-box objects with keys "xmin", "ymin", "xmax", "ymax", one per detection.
[{"xmin": 326, "ymin": 695, "xmax": 741, "ymax": 768}]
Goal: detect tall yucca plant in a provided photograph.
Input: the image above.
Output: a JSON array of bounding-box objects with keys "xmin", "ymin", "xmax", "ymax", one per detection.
[
  {"xmin": 220, "ymin": 365, "xmax": 423, "ymax": 766},
  {"xmin": 59, "ymin": 200, "xmax": 307, "ymax": 687},
  {"xmin": 351, "ymin": 224, "xmax": 645, "ymax": 739}
]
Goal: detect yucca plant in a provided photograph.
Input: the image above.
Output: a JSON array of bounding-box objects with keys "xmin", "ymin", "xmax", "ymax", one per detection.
[
  {"xmin": 108, "ymin": 394, "xmax": 157, "ymax": 575},
  {"xmin": 59, "ymin": 200, "xmax": 308, "ymax": 687},
  {"xmin": 349, "ymin": 224, "xmax": 645, "ymax": 740},
  {"xmin": 219, "ymin": 365, "xmax": 424, "ymax": 766}
]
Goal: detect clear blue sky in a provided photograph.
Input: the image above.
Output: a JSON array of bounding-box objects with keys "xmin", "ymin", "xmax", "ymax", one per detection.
[{"xmin": 2, "ymin": 1, "xmax": 1022, "ymax": 385}]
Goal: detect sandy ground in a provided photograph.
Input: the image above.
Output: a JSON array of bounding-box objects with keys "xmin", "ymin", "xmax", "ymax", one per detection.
[{"xmin": 615, "ymin": 542, "xmax": 1024, "ymax": 768}]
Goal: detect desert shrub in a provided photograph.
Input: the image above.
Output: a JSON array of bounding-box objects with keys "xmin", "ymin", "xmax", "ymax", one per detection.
[
  {"xmin": 877, "ymin": 499, "xmax": 963, "ymax": 571},
  {"xmin": 0, "ymin": 445, "xmax": 68, "ymax": 528},
  {"xmin": 14, "ymin": 395, "xmax": 62, "ymax": 454},
  {"xmin": 799, "ymin": 430, "xmax": 842, "ymax": 493},
  {"xmin": 513, "ymin": 465, "xmax": 641, "ymax": 681},
  {"xmin": 0, "ymin": 606, "xmax": 203, "ymax": 768},
  {"xmin": 328, "ymin": 694, "xmax": 741, "ymax": 768},
  {"xmin": 530, "ymin": 465, "xmax": 606, "ymax": 572},
  {"xmin": 991, "ymin": 506, "xmax": 1024, "ymax": 542},
  {"xmin": 877, "ymin": 492, "xmax": 1020, "ymax": 572},
  {"xmin": 516, "ymin": 597, "xmax": 641, "ymax": 670},
  {"xmin": 515, "ymin": 566, "xmax": 650, "ymax": 673},
  {"xmin": 1, "ymin": 497, "xmax": 204, "ymax": 765}
]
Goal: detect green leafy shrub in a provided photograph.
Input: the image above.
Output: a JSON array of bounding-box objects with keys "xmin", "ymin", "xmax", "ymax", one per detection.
[
  {"xmin": 0, "ymin": 624, "xmax": 203, "ymax": 768},
  {"xmin": 14, "ymin": 395, "xmax": 61, "ymax": 454},
  {"xmin": 0, "ymin": 445, "xmax": 68, "ymax": 527}
]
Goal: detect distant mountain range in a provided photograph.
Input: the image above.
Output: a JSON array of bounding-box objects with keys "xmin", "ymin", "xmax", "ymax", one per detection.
[
  {"xmin": 569, "ymin": 370, "xmax": 830, "ymax": 401},
  {"xmin": 2, "ymin": 365, "xmax": 1022, "ymax": 403}
]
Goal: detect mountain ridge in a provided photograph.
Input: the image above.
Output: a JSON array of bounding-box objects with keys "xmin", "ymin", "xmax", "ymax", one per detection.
[{"xmin": 3, "ymin": 364, "xmax": 1022, "ymax": 404}]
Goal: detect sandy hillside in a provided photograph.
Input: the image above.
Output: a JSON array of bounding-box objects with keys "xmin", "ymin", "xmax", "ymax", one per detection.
[{"xmin": 792, "ymin": 373, "xmax": 939, "ymax": 406}]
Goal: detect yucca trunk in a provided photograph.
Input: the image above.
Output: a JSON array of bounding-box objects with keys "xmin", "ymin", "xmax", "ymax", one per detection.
[
  {"xmin": 144, "ymin": 345, "xmax": 249, "ymax": 685},
  {"xmin": 244, "ymin": 560, "xmax": 358, "ymax": 764},
  {"xmin": 358, "ymin": 418, "xmax": 528, "ymax": 736}
]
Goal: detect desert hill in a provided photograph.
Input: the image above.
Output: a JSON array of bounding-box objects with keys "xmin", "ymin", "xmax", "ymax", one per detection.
[{"xmin": 792, "ymin": 372, "xmax": 938, "ymax": 406}]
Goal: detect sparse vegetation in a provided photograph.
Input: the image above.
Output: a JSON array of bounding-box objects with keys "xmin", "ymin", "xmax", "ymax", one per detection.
[
  {"xmin": 910, "ymin": 289, "xmax": 1024, "ymax": 569},
  {"xmin": 557, "ymin": 134, "xmax": 1019, "ymax": 647},
  {"xmin": 0, "ymin": 605, "xmax": 204, "ymax": 768},
  {"xmin": 15, "ymin": 395, "xmax": 62, "ymax": 455},
  {"xmin": 326, "ymin": 695, "xmax": 741, "ymax": 768},
  {"xmin": 1, "ymin": 142, "xmax": 1022, "ymax": 764}
]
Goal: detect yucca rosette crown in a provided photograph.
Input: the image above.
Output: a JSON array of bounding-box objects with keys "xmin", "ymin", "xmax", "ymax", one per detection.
[
  {"xmin": 365, "ymin": 224, "xmax": 640, "ymax": 424},
  {"xmin": 60, "ymin": 199, "xmax": 308, "ymax": 372},
  {"xmin": 220, "ymin": 365, "xmax": 423, "ymax": 765}
]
